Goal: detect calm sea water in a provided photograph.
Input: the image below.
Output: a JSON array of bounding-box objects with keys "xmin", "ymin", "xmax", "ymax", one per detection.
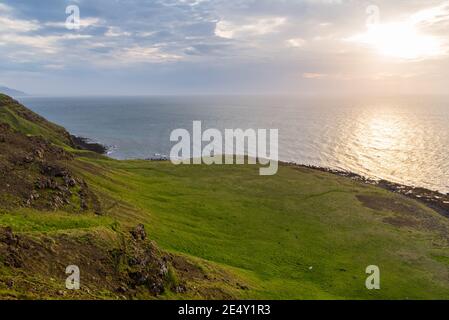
[{"xmin": 19, "ymin": 95, "xmax": 449, "ymax": 193}]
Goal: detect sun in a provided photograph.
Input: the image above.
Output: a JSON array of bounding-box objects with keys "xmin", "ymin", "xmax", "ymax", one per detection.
[{"xmin": 349, "ymin": 22, "xmax": 444, "ymax": 60}]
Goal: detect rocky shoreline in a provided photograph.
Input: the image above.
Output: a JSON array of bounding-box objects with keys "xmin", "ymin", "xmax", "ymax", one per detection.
[
  {"xmin": 70, "ymin": 135, "xmax": 108, "ymax": 154},
  {"xmin": 283, "ymin": 162, "xmax": 449, "ymax": 218},
  {"xmin": 76, "ymin": 138, "xmax": 449, "ymax": 219}
]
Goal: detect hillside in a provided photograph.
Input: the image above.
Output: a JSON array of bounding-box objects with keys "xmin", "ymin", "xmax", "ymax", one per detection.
[{"xmin": 0, "ymin": 93, "xmax": 449, "ymax": 299}]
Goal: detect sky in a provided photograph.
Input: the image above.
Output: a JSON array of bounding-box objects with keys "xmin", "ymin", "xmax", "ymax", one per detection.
[{"xmin": 1, "ymin": 0, "xmax": 449, "ymax": 95}]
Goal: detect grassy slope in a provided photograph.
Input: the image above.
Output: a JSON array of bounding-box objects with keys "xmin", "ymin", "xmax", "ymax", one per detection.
[
  {"xmin": 1, "ymin": 93, "xmax": 449, "ymax": 299},
  {"xmin": 0, "ymin": 95, "xmax": 72, "ymax": 148},
  {"xmin": 72, "ymin": 157, "xmax": 449, "ymax": 299}
]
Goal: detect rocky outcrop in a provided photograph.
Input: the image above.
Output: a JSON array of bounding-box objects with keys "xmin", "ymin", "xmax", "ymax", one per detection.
[
  {"xmin": 0, "ymin": 119, "xmax": 101, "ymax": 213},
  {"xmin": 70, "ymin": 135, "xmax": 108, "ymax": 154},
  {"xmin": 130, "ymin": 224, "xmax": 147, "ymax": 241},
  {"xmin": 0, "ymin": 225, "xmax": 195, "ymax": 299}
]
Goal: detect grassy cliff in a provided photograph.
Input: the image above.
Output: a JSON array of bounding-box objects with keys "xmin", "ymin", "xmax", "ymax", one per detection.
[{"xmin": 0, "ymin": 93, "xmax": 448, "ymax": 299}]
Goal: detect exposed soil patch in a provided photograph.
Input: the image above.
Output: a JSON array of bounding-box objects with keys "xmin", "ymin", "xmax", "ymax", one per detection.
[
  {"xmin": 383, "ymin": 216, "xmax": 419, "ymax": 228},
  {"xmin": 199, "ymin": 287, "xmax": 234, "ymax": 300},
  {"xmin": 356, "ymin": 194, "xmax": 426, "ymax": 216},
  {"xmin": 285, "ymin": 162, "xmax": 449, "ymax": 219},
  {"xmin": 355, "ymin": 194, "xmax": 449, "ymax": 242},
  {"xmin": 166, "ymin": 254, "xmax": 205, "ymax": 281}
]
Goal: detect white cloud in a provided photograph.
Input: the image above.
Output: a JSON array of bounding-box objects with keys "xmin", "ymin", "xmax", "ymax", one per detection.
[
  {"xmin": 178, "ymin": 0, "xmax": 209, "ymax": 6},
  {"xmin": 215, "ymin": 17, "xmax": 286, "ymax": 39},
  {"xmin": 105, "ymin": 27, "xmax": 131, "ymax": 37},
  {"xmin": 348, "ymin": 23, "xmax": 445, "ymax": 60},
  {"xmin": 2, "ymin": 0, "xmax": 449, "ymax": 95},
  {"xmin": 410, "ymin": 1, "xmax": 449, "ymax": 25},
  {"xmin": 0, "ymin": 4, "xmax": 96, "ymax": 57},
  {"xmin": 346, "ymin": 3, "xmax": 449, "ymax": 60},
  {"xmin": 0, "ymin": 16, "xmax": 40, "ymax": 33},
  {"xmin": 45, "ymin": 17, "xmax": 102, "ymax": 29},
  {"xmin": 0, "ymin": 34, "xmax": 92, "ymax": 54},
  {"xmin": 286, "ymin": 38, "xmax": 306, "ymax": 48},
  {"xmin": 0, "ymin": 3, "xmax": 12, "ymax": 12},
  {"xmin": 105, "ymin": 46, "xmax": 182, "ymax": 65},
  {"xmin": 303, "ymin": 73, "xmax": 327, "ymax": 79},
  {"xmin": 137, "ymin": 31, "xmax": 157, "ymax": 37}
]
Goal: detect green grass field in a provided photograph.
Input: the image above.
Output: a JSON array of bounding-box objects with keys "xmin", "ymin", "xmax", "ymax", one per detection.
[
  {"xmin": 69, "ymin": 157, "xmax": 449, "ymax": 299},
  {"xmin": 1, "ymin": 93, "xmax": 449, "ymax": 299}
]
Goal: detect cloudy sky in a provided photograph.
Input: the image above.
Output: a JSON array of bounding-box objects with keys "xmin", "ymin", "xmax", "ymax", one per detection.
[{"xmin": 1, "ymin": 0, "xmax": 449, "ymax": 95}]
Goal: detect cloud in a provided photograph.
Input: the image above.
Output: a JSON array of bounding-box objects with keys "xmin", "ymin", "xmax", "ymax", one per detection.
[
  {"xmin": 44, "ymin": 17, "xmax": 103, "ymax": 29},
  {"xmin": 410, "ymin": 1, "xmax": 449, "ymax": 25},
  {"xmin": 0, "ymin": 3, "xmax": 12, "ymax": 12},
  {"xmin": 0, "ymin": 34, "xmax": 92, "ymax": 54},
  {"xmin": 0, "ymin": 14, "xmax": 40, "ymax": 33},
  {"xmin": 1, "ymin": 0, "xmax": 449, "ymax": 95},
  {"xmin": 286, "ymin": 38, "xmax": 306, "ymax": 48},
  {"xmin": 215, "ymin": 17, "xmax": 287, "ymax": 39},
  {"xmin": 346, "ymin": 2, "xmax": 449, "ymax": 60},
  {"xmin": 303, "ymin": 73, "xmax": 327, "ymax": 79},
  {"xmin": 105, "ymin": 46, "xmax": 183, "ymax": 65},
  {"xmin": 105, "ymin": 26, "xmax": 131, "ymax": 37},
  {"xmin": 178, "ymin": 0, "xmax": 210, "ymax": 6}
]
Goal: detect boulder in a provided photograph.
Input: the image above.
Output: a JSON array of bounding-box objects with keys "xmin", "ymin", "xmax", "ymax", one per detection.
[{"xmin": 130, "ymin": 224, "xmax": 147, "ymax": 241}]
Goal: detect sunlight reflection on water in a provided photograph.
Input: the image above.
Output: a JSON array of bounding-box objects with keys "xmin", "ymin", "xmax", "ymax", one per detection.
[{"xmin": 21, "ymin": 95, "xmax": 449, "ymax": 193}]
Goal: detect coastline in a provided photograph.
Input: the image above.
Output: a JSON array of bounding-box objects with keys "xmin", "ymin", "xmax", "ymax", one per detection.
[
  {"xmin": 3, "ymin": 91, "xmax": 449, "ymax": 299},
  {"xmin": 74, "ymin": 129, "xmax": 449, "ymax": 219},
  {"xmin": 283, "ymin": 162, "xmax": 449, "ymax": 218},
  {"xmin": 70, "ymin": 135, "xmax": 109, "ymax": 154}
]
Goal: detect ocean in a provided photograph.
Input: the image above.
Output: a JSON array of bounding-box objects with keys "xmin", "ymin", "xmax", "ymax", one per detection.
[{"xmin": 19, "ymin": 95, "xmax": 449, "ymax": 193}]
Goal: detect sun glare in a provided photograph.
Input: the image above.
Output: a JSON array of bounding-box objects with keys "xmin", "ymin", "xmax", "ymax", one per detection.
[{"xmin": 351, "ymin": 22, "xmax": 444, "ymax": 60}]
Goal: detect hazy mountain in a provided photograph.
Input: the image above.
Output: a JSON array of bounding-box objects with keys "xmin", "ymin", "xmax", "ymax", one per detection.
[{"xmin": 0, "ymin": 86, "xmax": 27, "ymax": 97}]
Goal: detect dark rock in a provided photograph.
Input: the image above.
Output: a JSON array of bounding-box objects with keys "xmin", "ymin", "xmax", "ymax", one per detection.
[
  {"xmin": 237, "ymin": 283, "xmax": 249, "ymax": 290},
  {"xmin": 149, "ymin": 282, "xmax": 165, "ymax": 295},
  {"xmin": 71, "ymin": 135, "xmax": 108, "ymax": 154},
  {"xmin": 0, "ymin": 228, "xmax": 23, "ymax": 268},
  {"xmin": 130, "ymin": 224, "xmax": 147, "ymax": 241},
  {"xmin": 4, "ymin": 248, "xmax": 23, "ymax": 268},
  {"xmin": 129, "ymin": 271, "xmax": 148, "ymax": 286},
  {"xmin": 158, "ymin": 261, "xmax": 168, "ymax": 277},
  {"xmin": 0, "ymin": 227, "xmax": 19, "ymax": 247},
  {"xmin": 6, "ymin": 279, "xmax": 14, "ymax": 288},
  {"xmin": 116, "ymin": 285, "xmax": 128, "ymax": 293},
  {"xmin": 34, "ymin": 148, "xmax": 44, "ymax": 159},
  {"xmin": 64, "ymin": 176, "xmax": 77, "ymax": 187},
  {"xmin": 41, "ymin": 164, "xmax": 69, "ymax": 178},
  {"xmin": 57, "ymin": 290, "xmax": 66, "ymax": 296},
  {"xmin": 174, "ymin": 284, "xmax": 187, "ymax": 293},
  {"xmin": 80, "ymin": 198, "xmax": 88, "ymax": 211},
  {"xmin": 23, "ymin": 155, "xmax": 34, "ymax": 163}
]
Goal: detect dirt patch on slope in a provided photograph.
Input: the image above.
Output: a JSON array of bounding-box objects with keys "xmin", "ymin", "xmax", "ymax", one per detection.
[
  {"xmin": 357, "ymin": 194, "xmax": 449, "ymax": 242},
  {"xmin": 382, "ymin": 216, "xmax": 420, "ymax": 228},
  {"xmin": 356, "ymin": 194, "xmax": 425, "ymax": 216},
  {"xmin": 286, "ymin": 163, "xmax": 449, "ymax": 218}
]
